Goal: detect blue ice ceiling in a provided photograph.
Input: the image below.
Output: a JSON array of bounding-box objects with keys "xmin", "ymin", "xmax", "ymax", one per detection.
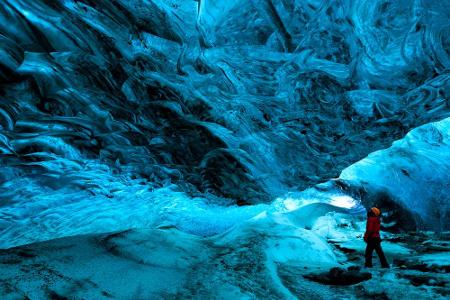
[{"xmin": 0, "ymin": 0, "xmax": 449, "ymax": 248}]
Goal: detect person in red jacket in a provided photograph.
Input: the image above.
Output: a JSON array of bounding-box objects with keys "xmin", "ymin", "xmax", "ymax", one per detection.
[{"xmin": 364, "ymin": 207, "xmax": 389, "ymax": 268}]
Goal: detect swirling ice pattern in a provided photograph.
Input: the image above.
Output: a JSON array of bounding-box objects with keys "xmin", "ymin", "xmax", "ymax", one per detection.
[{"xmin": 0, "ymin": 0, "xmax": 448, "ymax": 247}]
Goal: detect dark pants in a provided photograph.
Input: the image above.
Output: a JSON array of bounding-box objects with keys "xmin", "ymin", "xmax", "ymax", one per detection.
[{"xmin": 365, "ymin": 237, "xmax": 389, "ymax": 268}]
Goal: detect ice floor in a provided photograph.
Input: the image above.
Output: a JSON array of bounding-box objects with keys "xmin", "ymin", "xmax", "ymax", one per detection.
[{"xmin": 0, "ymin": 209, "xmax": 448, "ymax": 299}]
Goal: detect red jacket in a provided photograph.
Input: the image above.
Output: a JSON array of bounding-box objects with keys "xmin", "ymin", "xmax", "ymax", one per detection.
[{"xmin": 364, "ymin": 216, "xmax": 380, "ymax": 240}]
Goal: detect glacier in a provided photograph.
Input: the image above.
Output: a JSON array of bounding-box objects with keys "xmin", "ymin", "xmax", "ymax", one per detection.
[{"xmin": 0, "ymin": 0, "xmax": 449, "ymax": 299}]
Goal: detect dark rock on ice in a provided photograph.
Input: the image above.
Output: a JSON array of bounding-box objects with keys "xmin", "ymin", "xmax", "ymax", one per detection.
[{"xmin": 304, "ymin": 266, "xmax": 372, "ymax": 286}]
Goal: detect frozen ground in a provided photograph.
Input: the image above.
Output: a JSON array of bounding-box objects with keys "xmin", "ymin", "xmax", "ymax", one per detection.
[{"xmin": 0, "ymin": 209, "xmax": 448, "ymax": 299}]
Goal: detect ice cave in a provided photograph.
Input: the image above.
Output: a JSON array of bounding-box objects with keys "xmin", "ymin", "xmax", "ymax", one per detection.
[{"xmin": 0, "ymin": 0, "xmax": 449, "ymax": 299}]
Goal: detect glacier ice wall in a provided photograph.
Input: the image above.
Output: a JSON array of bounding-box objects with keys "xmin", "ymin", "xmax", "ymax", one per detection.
[
  {"xmin": 339, "ymin": 118, "xmax": 450, "ymax": 232},
  {"xmin": 0, "ymin": 0, "xmax": 449, "ymax": 246}
]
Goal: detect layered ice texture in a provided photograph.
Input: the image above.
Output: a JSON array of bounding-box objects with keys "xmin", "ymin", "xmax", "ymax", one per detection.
[{"xmin": 0, "ymin": 0, "xmax": 449, "ymax": 249}]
